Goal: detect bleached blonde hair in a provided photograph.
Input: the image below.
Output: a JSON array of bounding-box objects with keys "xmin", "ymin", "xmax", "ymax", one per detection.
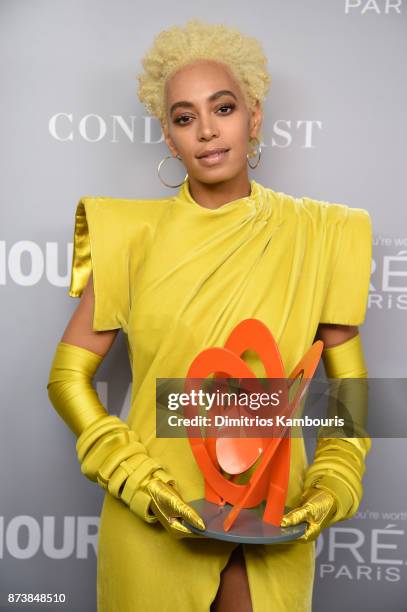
[{"xmin": 136, "ymin": 18, "xmax": 271, "ymax": 141}]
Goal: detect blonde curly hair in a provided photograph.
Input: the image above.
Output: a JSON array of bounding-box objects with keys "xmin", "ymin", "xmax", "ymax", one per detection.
[{"xmin": 136, "ymin": 18, "xmax": 271, "ymax": 141}]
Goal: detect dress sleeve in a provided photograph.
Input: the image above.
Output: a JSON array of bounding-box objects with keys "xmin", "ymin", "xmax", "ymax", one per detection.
[
  {"xmin": 68, "ymin": 197, "xmax": 131, "ymax": 332},
  {"xmin": 319, "ymin": 206, "xmax": 373, "ymax": 326}
]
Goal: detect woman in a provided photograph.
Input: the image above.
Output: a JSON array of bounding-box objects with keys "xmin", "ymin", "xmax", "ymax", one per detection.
[{"xmin": 47, "ymin": 19, "xmax": 372, "ymax": 612}]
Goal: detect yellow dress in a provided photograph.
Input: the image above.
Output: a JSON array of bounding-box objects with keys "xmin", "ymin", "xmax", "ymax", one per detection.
[{"xmin": 68, "ymin": 178, "xmax": 372, "ymax": 612}]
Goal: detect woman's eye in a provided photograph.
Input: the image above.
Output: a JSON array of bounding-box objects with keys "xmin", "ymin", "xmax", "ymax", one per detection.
[
  {"xmin": 174, "ymin": 115, "xmax": 192, "ymax": 125},
  {"xmin": 217, "ymin": 103, "xmax": 235, "ymax": 114},
  {"xmin": 174, "ymin": 103, "xmax": 235, "ymax": 126}
]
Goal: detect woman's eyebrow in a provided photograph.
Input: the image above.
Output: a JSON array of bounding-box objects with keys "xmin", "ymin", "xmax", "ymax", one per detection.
[{"xmin": 169, "ymin": 89, "xmax": 238, "ymax": 115}]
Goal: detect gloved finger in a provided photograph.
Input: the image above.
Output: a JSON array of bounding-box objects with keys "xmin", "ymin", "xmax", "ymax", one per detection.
[
  {"xmin": 176, "ymin": 501, "xmax": 206, "ymax": 531},
  {"xmin": 281, "ymin": 505, "xmax": 310, "ymax": 527},
  {"xmin": 298, "ymin": 522, "xmax": 321, "ymax": 543},
  {"xmin": 165, "ymin": 517, "xmax": 206, "ymax": 540},
  {"xmin": 173, "ymin": 520, "xmax": 207, "ymax": 539}
]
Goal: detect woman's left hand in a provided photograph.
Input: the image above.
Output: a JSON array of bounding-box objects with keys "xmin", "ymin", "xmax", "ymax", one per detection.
[{"xmin": 281, "ymin": 487, "xmax": 337, "ymax": 542}]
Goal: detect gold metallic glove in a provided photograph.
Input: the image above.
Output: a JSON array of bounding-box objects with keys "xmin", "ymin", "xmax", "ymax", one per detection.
[
  {"xmin": 47, "ymin": 341, "xmax": 206, "ymax": 537},
  {"xmin": 281, "ymin": 333, "xmax": 371, "ymax": 541},
  {"xmin": 140, "ymin": 476, "xmax": 206, "ymax": 539},
  {"xmin": 281, "ymin": 486, "xmax": 337, "ymax": 542}
]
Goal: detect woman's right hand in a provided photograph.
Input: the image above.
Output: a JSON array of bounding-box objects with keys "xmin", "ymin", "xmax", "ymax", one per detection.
[{"xmin": 143, "ymin": 477, "xmax": 207, "ymax": 539}]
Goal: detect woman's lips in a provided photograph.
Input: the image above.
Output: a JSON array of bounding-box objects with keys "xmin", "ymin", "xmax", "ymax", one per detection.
[{"xmin": 197, "ymin": 150, "xmax": 229, "ymax": 166}]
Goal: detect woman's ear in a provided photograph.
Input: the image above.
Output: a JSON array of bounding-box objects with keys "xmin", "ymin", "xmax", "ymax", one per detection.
[
  {"xmin": 249, "ymin": 100, "xmax": 263, "ymax": 140},
  {"xmin": 161, "ymin": 121, "xmax": 178, "ymax": 157}
]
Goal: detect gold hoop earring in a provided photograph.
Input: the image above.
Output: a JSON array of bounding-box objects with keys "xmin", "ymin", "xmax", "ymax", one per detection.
[
  {"xmin": 157, "ymin": 154, "xmax": 188, "ymax": 188},
  {"xmin": 247, "ymin": 137, "xmax": 262, "ymax": 170}
]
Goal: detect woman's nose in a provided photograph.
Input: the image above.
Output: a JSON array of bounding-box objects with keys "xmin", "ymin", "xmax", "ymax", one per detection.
[{"xmin": 197, "ymin": 115, "xmax": 220, "ymax": 140}]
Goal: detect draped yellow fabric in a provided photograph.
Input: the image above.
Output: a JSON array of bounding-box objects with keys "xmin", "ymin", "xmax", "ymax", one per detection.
[{"xmin": 68, "ymin": 178, "xmax": 372, "ymax": 612}]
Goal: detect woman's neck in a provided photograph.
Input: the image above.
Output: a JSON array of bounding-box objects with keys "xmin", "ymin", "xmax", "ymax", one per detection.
[{"xmin": 187, "ymin": 174, "xmax": 252, "ymax": 209}]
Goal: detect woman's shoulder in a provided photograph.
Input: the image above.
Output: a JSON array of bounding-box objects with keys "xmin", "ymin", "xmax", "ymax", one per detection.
[
  {"xmin": 76, "ymin": 194, "xmax": 171, "ymax": 221},
  {"xmin": 266, "ymin": 186, "xmax": 370, "ymax": 230}
]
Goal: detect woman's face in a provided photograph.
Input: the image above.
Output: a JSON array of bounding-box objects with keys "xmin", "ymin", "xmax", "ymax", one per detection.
[{"xmin": 162, "ymin": 59, "xmax": 262, "ymax": 186}]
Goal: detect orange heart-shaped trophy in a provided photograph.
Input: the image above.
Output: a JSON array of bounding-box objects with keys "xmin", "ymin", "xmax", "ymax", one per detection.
[{"xmin": 184, "ymin": 318, "xmax": 323, "ymax": 529}]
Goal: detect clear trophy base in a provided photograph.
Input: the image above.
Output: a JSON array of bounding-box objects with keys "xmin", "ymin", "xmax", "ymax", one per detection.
[{"xmin": 181, "ymin": 498, "xmax": 307, "ymax": 544}]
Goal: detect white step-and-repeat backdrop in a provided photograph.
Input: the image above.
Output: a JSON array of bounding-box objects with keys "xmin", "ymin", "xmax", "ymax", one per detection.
[{"xmin": 1, "ymin": 1, "xmax": 406, "ymax": 610}]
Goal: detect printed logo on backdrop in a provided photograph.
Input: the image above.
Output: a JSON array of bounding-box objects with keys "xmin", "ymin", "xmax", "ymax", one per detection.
[
  {"xmin": 345, "ymin": 0, "xmax": 403, "ymax": 14},
  {"xmin": 47, "ymin": 114, "xmax": 323, "ymax": 149},
  {"xmin": 315, "ymin": 511, "xmax": 407, "ymax": 583},
  {"xmin": 0, "ymin": 516, "xmax": 99, "ymax": 560},
  {"xmin": 370, "ymin": 237, "xmax": 407, "ymax": 313}
]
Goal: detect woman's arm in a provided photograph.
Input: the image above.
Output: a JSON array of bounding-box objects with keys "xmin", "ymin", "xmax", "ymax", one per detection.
[
  {"xmin": 61, "ymin": 273, "xmax": 118, "ymax": 357},
  {"xmin": 47, "ymin": 275, "xmax": 206, "ymax": 536},
  {"xmin": 314, "ymin": 322, "xmax": 359, "ymax": 349},
  {"xmin": 281, "ymin": 322, "xmax": 370, "ymax": 540}
]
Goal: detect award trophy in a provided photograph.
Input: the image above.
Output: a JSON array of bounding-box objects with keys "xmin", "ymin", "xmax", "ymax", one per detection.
[{"xmin": 180, "ymin": 318, "xmax": 323, "ymax": 544}]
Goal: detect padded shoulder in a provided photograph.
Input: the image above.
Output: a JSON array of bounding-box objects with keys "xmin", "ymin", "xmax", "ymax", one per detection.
[
  {"xmin": 68, "ymin": 195, "xmax": 166, "ymax": 332},
  {"xmin": 319, "ymin": 203, "xmax": 373, "ymax": 326}
]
